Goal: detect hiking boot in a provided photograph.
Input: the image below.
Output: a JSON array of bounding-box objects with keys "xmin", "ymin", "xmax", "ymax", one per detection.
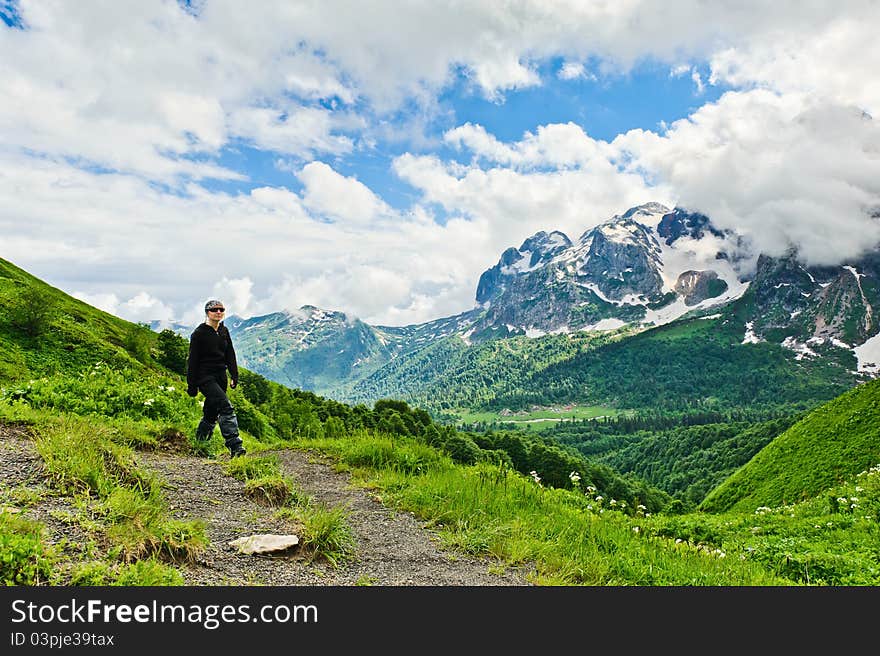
[{"xmin": 230, "ymin": 445, "xmax": 247, "ymax": 458}]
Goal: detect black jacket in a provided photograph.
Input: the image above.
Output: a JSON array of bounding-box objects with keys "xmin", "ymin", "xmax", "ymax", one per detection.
[{"xmin": 186, "ymin": 322, "xmax": 239, "ymax": 391}]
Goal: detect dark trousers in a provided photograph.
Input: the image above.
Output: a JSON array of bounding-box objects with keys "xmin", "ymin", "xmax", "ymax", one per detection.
[{"xmin": 195, "ymin": 371, "xmax": 242, "ymax": 450}]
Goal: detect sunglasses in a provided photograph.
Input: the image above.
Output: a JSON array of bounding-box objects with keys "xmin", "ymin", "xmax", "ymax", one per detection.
[{"xmin": 208, "ymin": 307, "xmax": 225, "ymax": 312}]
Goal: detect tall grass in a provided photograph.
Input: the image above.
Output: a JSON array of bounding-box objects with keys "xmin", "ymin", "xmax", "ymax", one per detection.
[
  {"xmin": 4, "ymin": 391, "xmax": 878, "ymax": 585},
  {"xmin": 295, "ymin": 432, "xmax": 779, "ymax": 584},
  {"xmin": 293, "ymin": 504, "xmax": 357, "ymax": 568},
  {"xmin": 225, "ymin": 454, "xmax": 297, "ymax": 507},
  {"xmin": 5, "ymin": 408, "xmax": 207, "ymax": 578}
]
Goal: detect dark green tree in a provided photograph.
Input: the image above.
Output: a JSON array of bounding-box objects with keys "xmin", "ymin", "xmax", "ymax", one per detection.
[
  {"xmin": 124, "ymin": 322, "xmax": 153, "ymax": 364},
  {"xmin": 239, "ymin": 369, "xmax": 272, "ymax": 405},
  {"xmin": 9, "ymin": 285, "xmax": 56, "ymax": 337},
  {"xmin": 156, "ymin": 329, "xmax": 188, "ymax": 374}
]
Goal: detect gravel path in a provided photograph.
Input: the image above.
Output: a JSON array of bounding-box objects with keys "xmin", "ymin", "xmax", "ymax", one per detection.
[{"xmin": 1, "ymin": 423, "xmax": 533, "ymax": 586}]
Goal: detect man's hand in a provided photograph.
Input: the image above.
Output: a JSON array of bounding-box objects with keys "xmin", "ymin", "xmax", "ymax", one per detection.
[{"xmin": 230, "ymin": 379, "xmax": 237, "ymax": 389}]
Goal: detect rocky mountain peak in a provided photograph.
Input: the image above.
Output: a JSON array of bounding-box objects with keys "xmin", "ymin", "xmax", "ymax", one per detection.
[
  {"xmin": 657, "ymin": 208, "xmax": 725, "ymax": 246},
  {"xmin": 472, "ymin": 201, "xmax": 739, "ymax": 333},
  {"xmin": 618, "ymin": 201, "xmax": 671, "ymax": 220},
  {"xmin": 518, "ymin": 230, "xmax": 572, "ymax": 266}
]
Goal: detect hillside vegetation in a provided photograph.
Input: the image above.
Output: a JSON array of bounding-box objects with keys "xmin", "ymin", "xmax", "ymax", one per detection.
[
  {"xmin": 488, "ymin": 316, "xmax": 859, "ymax": 414},
  {"xmin": 700, "ymin": 378, "xmax": 880, "ymax": 512},
  {"xmin": 1, "ymin": 255, "xmax": 879, "ymax": 586},
  {"xmin": 323, "ymin": 306, "xmax": 861, "ymax": 420},
  {"xmin": 333, "ymin": 329, "xmax": 617, "ymax": 411}
]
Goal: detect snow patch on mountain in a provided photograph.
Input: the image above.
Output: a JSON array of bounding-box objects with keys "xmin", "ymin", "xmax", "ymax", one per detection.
[
  {"xmin": 585, "ymin": 318, "xmax": 627, "ymax": 331},
  {"xmin": 743, "ymin": 322, "xmax": 762, "ymax": 344},
  {"xmin": 854, "ymin": 332, "xmax": 880, "ymax": 374}
]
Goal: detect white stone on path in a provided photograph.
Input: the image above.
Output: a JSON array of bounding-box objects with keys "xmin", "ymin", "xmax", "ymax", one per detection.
[{"xmin": 228, "ymin": 534, "xmax": 300, "ymax": 554}]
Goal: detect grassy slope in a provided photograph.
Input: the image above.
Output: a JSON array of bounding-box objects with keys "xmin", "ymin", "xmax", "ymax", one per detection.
[
  {"xmin": 700, "ymin": 378, "xmax": 880, "ymax": 512},
  {"xmin": 488, "ymin": 315, "xmax": 860, "ymax": 413},
  {"xmin": 4, "ymin": 254, "xmax": 880, "ymax": 585},
  {"xmin": 0, "ymin": 257, "xmax": 149, "ymax": 381}
]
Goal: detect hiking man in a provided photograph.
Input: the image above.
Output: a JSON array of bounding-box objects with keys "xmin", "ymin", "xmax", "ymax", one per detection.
[{"xmin": 186, "ymin": 299, "xmax": 246, "ymax": 458}]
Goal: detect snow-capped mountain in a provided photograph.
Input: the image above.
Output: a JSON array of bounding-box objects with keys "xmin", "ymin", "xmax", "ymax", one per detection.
[
  {"xmin": 470, "ymin": 202, "xmax": 748, "ymax": 337},
  {"xmin": 737, "ymin": 250, "xmax": 880, "ymax": 374},
  {"xmin": 225, "ymin": 305, "xmax": 394, "ymax": 390},
  {"xmin": 190, "ymin": 202, "xmax": 880, "ymax": 394}
]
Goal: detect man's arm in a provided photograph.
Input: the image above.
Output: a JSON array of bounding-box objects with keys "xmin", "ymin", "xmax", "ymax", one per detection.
[
  {"xmin": 225, "ymin": 326, "xmax": 239, "ymax": 387},
  {"xmin": 186, "ymin": 331, "xmax": 200, "ymax": 396}
]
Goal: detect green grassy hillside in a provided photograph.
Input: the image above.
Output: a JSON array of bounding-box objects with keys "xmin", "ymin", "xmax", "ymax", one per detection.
[
  {"xmin": 700, "ymin": 378, "xmax": 880, "ymax": 512},
  {"xmin": 3, "ymin": 254, "xmax": 880, "ymax": 586},
  {"xmin": 333, "ymin": 308, "xmax": 862, "ymax": 418},
  {"xmin": 333, "ymin": 330, "xmax": 603, "ymax": 411},
  {"xmin": 0, "ymin": 257, "xmax": 155, "ymax": 381},
  {"xmin": 0, "ymin": 256, "xmax": 668, "ymax": 513},
  {"xmin": 488, "ymin": 315, "xmax": 860, "ymax": 414}
]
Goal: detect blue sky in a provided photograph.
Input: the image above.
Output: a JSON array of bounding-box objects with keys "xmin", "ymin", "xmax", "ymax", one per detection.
[
  {"xmin": 1, "ymin": 1, "xmax": 878, "ymax": 327},
  {"xmin": 206, "ymin": 59, "xmax": 725, "ymax": 213}
]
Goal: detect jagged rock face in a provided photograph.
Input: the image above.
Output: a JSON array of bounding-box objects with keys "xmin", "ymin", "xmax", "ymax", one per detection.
[
  {"xmin": 476, "ymin": 231, "xmax": 572, "ymax": 305},
  {"xmin": 674, "ymin": 270, "xmax": 728, "ymax": 306},
  {"xmin": 520, "ymin": 230, "xmax": 572, "ymax": 266},
  {"xmin": 469, "ymin": 202, "xmax": 741, "ymax": 334},
  {"xmin": 477, "ymin": 265, "xmax": 579, "ymax": 333},
  {"xmin": 745, "ymin": 253, "xmax": 816, "ymax": 333},
  {"xmin": 657, "ymin": 208, "xmax": 723, "ymax": 246},
  {"xmin": 472, "ymin": 262, "xmax": 646, "ymax": 335},
  {"xmin": 806, "ymin": 259, "xmax": 879, "ymax": 344},
  {"xmin": 576, "ymin": 220, "xmax": 664, "ymax": 301},
  {"xmin": 810, "ymin": 272, "xmax": 870, "ymax": 341},
  {"xmin": 739, "ymin": 251, "xmax": 880, "ymax": 347}
]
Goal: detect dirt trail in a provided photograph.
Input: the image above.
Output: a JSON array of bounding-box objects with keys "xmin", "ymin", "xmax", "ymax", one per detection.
[{"xmin": 1, "ymin": 425, "xmax": 532, "ymax": 586}]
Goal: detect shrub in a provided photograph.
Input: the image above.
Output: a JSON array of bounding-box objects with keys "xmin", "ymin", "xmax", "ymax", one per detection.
[
  {"xmin": 124, "ymin": 323, "xmax": 153, "ymax": 364},
  {"xmin": 441, "ymin": 432, "xmax": 482, "ymax": 465},
  {"xmin": 324, "ymin": 416, "xmax": 346, "ymax": 439},
  {"xmin": 70, "ymin": 558, "xmax": 185, "ymax": 586},
  {"xmin": 229, "ymin": 390, "xmax": 272, "ymax": 440},
  {"xmin": 8, "ymin": 285, "xmax": 56, "ymax": 338},
  {"xmin": 156, "ymin": 329, "xmax": 188, "ymax": 374},
  {"xmin": 0, "ymin": 511, "xmax": 53, "ymax": 585}
]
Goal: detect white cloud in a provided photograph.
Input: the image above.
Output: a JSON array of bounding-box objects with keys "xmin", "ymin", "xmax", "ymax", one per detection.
[
  {"xmin": 70, "ymin": 291, "xmax": 121, "ymax": 317},
  {"xmin": 444, "ymin": 122, "xmax": 612, "ymax": 169},
  {"xmin": 558, "ymin": 61, "xmax": 594, "ymax": 81},
  {"xmin": 708, "ymin": 14, "xmax": 880, "ymax": 116},
  {"xmin": 298, "ymin": 161, "xmax": 392, "ymax": 225},
  {"xmin": 691, "ymin": 69, "xmax": 705, "ymax": 95},
  {"xmin": 2, "ymin": 0, "xmax": 880, "ymax": 330},
  {"xmin": 616, "ymin": 90, "xmax": 880, "ymax": 266},
  {"xmin": 72, "ymin": 290, "xmax": 176, "ymax": 324},
  {"xmin": 394, "ymin": 141, "xmax": 671, "ymax": 253},
  {"xmin": 228, "ymin": 106, "xmax": 354, "ymax": 158}
]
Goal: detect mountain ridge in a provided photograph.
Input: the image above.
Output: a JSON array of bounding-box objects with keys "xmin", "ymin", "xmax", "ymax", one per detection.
[{"xmin": 208, "ymin": 202, "xmax": 880, "ymax": 408}]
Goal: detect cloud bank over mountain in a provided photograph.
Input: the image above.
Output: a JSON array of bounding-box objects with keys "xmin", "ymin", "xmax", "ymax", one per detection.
[{"xmin": 1, "ymin": 1, "xmax": 878, "ymax": 326}]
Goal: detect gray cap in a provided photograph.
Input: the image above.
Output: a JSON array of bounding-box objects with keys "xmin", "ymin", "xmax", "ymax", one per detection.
[{"xmin": 204, "ymin": 299, "xmax": 225, "ymax": 312}]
